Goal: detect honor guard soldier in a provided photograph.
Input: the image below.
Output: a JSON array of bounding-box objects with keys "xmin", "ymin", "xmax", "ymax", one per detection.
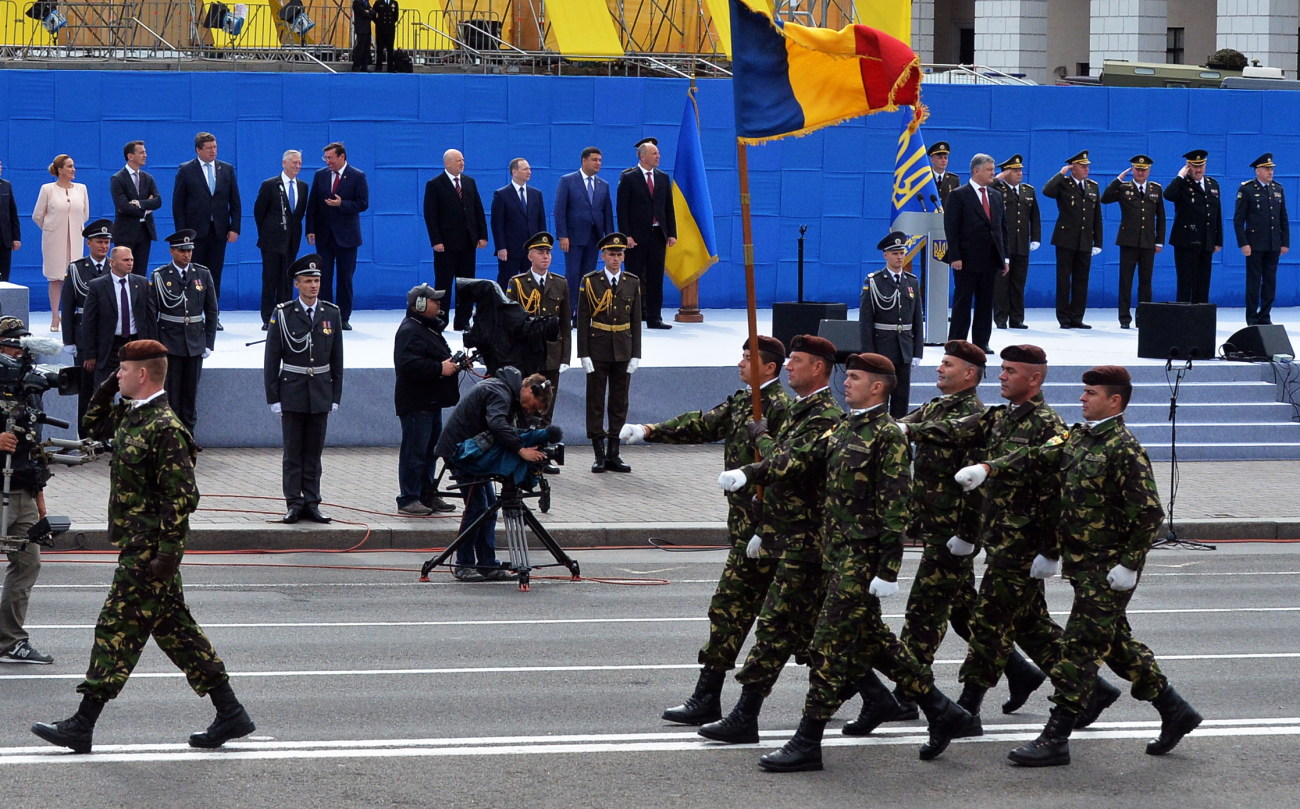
[
  {"xmin": 1101, "ymin": 155, "xmax": 1166, "ymax": 328},
  {"xmin": 860, "ymin": 231, "xmax": 923, "ymax": 418},
  {"xmin": 928, "ymin": 142, "xmax": 960, "ymax": 207},
  {"xmin": 993, "ymin": 155, "xmax": 1041, "ymax": 329},
  {"xmin": 577, "ymin": 232, "xmax": 640, "ymax": 473},
  {"xmin": 505, "ymin": 231, "xmax": 571, "ymax": 422},
  {"xmin": 151, "ymin": 229, "xmax": 218, "ymax": 433},
  {"xmin": 1164, "ymin": 149, "xmax": 1222, "ymax": 304},
  {"xmin": 265, "ymin": 255, "xmax": 344, "ymax": 525},
  {"xmin": 61, "ymin": 219, "xmax": 112, "ymax": 432},
  {"xmin": 1234, "ymin": 153, "xmax": 1289, "ymax": 325},
  {"xmin": 1043, "ymin": 150, "xmax": 1103, "ymax": 329}
]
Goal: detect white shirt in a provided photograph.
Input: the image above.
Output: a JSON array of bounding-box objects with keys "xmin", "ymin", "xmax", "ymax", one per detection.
[
  {"xmin": 531, "ymin": 272, "xmax": 547, "ymax": 287},
  {"xmin": 281, "ymin": 172, "xmax": 297, "ymax": 203},
  {"xmin": 604, "ymin": 270, "xmax": 622, "ymax": 286},
  {"xmin": 969, "ymin": 179, "xmax": 990, "ymax": 194},
  {"xmin": 445, "ymin": 170, "xmax": 462, "ymax": 183},
  {"xmin": 1084, "ymin": 414, "xmax": 1120, "ymax": 429},
  {"xmin": 795, "ymin": 384, "xmax": 829, "ymax": 402},
  {"xmin": 130, "ymin": 389, "xmax": 166, "ymax": 409}
]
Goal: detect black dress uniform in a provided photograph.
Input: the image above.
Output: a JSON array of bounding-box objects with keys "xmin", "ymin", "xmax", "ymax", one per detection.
[
  {"xmin": 860, "ymin": 232, "xmax": 924, "ymax": 418},
  {"xmin": 265, "ymin": 255, "xmax": 344, "ymax": 521},
  {"xmin": 928, "ymin": 142, "xmax": 961, "ymax": 207},
  {"xmin": 1100, "ymin": 155, "xmax": 1166, "ymax": 328},
  {"xmin": 61, "ymin": 220, "xmax": 111, "ymax": 433},
  {"xmin": 1164, "ymin": 150, "xmax": 1222, "ymax": 304},
  {"xmin": 993, "ymin": 156, "xmax": 1041, "ymax": 329},
  {"xmin": 1042, "ymin": 151, "xmax": 1103, "ymax": 328},
  {"xmin": 151, "ymin": 230, "xmax": 219, "ymax": 433},
  {"xmin": 1233, "ymin": 153, "xmax": 1289, "ymax": 325},
  {"xmin": 505, "ymin": 231, "xmax": 572, "ymax": 423},
  {"xmin": 577, "ymin": 233, "xmax": 640, "ymax": 471}
]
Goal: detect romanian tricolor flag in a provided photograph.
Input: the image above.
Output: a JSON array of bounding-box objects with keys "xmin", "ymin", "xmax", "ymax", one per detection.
[
  {"xmin": 665, "ymin": 86, "xmax": 720, "ymax": 289},
  {"xmin": 731, "ymin": 0, "xmax": 924, "ymax": 144}
]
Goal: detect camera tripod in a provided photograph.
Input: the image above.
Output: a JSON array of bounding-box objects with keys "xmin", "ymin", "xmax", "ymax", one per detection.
[{"xmin": 419, "ymin": 475, "xmax": 580, "ymax": 591}]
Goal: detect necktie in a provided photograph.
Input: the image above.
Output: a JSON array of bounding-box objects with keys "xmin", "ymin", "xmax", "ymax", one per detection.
[
  {"xmin": 980, "ymin": 186, "xmax": 990, "ymax": 219},
  {"xmin": 132, "ymin": 171, "xmax": 140, "ymax": 194},
  {"xmin": 204, "ymin": 162, "xmax": 215, "ymax": 194},
  {"xmin": 119, "ymin": 279, "xmax": 131, "ymax": 339},
  {"xmin": 610, "ymin": 275, "xmax": 618, "ymax": 292},
  {"xmin": 586, "ymin": 176, "xmax": 594, "ymax": 203},
  {"xmin": 453, "ymin": 176, "xmax": 462, "ymax": 198},
  {"xmin": 519, "ymin": 186, "xmax": 527, "ymax": 209},
  {"xmin": 645, "ymin": 171, "xmax": 654, "ymax": 197},
  {"xmin": 94, "ymin": 262, "xmax": 102, "ymax": 275},
  {"xmin": 1078, "ymin": 180, "xmax": 1086, "ymax": 194},
  {"xmin": 288, "ymin": 180, "xmax": 296, "ymax": 210},
  {"xmin": 305, "ymin": 306, "xmax": 313, "ymax": 321},
  {"xmin": 331, "ymin": 171, "xmax": 340, "ymax": 194}
]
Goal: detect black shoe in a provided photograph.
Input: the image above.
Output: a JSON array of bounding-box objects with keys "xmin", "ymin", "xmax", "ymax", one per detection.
[
  {"xmin": 282, "ymin": 507, "xmax": 301, "ymax": 524},
  {"xmin": 604, "ymin": 438, "xmax": 631, "ymax": 473},
  {"xmin": 647, "ymin": 321, "xmax": 672, "ymax": 330},
  {"xmin": 1059, "ymin": 324, "xmax": 1073, "ymax": 329},
  {"xmin": 1120, "ymin": 322, "xmax": 1131, "ymax": 329},
  {"xmin": 427, "ymin": 495, "xmax": 457, "ymax": 513},
  {"xmin": 918, "ymin": 690, "xmax": 979, "ymax": 760},
  {"xmin": 995, "ymin": 322, "xmax": 1008, "ymax": 329},
  {"xmin": 261, "ymin": 324, "xmax": 269, "ymax": 331},
  {"xmin": 842, "ymin": 696, "xmax": 912, "ymax": 736},
  {"xmin": 758, "ymin": 716, "xmax": 825, "ymax": 772},
  {"xmin": 698, "ymin": 689, "xmax": 763, "ymax": 744},
  {"xmin": 302, "ymin": 505, "xmax": 332, "ymax": 524},
  {"xmin": 452, "ymin": 566, "xmax": 487, "ymax": 583},
  {"xmin": 1008, "ymin": 708, "xmax": 1074, "ymax": 767},
  {"xmin": 31, "ymin": 715, "xmax": 95, "ymax": 754},
  {"xmin": 1146, "ymin": 686, "xmax": 1202, "ymax": 755},
  {"xmin": 1073, "ymin": 322, "xmax": 1093, "ymax": 329},
  {"xmin": 541, "ymin": 462, "xmax": 560, "ymax": 475},
  {"xmin": 215, "ymin": 318, "xmax": 224, "ymax": 331},
  {"xmin": 482, "ymin": 564, "xmax": 519, "ymax": 582},
  {"xmin": 189, "ymin": 705, "xmax": 255, "ymax": 748},
  {"xmin": 663, "ymin": 667, "xmax": 725, "ymax": 725},
  {"xmin": 1010, "ymin": 322, "xmax": 1029, "ymax": 329},
  {"xmin": 342, "ymin": 322, "xmax": 353, "ymax": 330},
  {"xmin": 955, "ymin": 683, "xmax": 987, "ymax": 738},
  {"xmin": 979, "ymin": 345, "xmax": 994, "ymax": 354},
  {"xmin": 1002, "ymin": 653, "xmax": 1047, "ymax": 714},
  {"xmin": 1074, "ymin": 677, "xmax": 1121, "ymax": 729},
  {"xmin": 590, "ymin": 439, "xmax": 607, "ymax": 474}
]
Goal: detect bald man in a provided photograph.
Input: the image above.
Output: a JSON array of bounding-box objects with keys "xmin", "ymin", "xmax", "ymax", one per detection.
[{"xmin": 423, "ymin": 149, "xmax": 488, "ymax": 330}]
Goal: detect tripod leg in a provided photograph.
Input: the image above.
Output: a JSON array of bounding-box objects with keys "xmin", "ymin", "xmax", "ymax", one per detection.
[
  {"xmin": 419, "ymin": 490, "xmax": 505, "ymax": 579},
  {"xmin": 503, "ymin": 501, "xmax": 531, "ymax": 575},
  {"xmin": 521, "ymin": 506, "xmax": 581, "ymax": 580}
]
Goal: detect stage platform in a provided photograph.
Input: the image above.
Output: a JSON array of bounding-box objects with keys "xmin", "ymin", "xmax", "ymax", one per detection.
[{"xmin": 35, "ymin": 307, "xmax": 1300, "ymax": 460}]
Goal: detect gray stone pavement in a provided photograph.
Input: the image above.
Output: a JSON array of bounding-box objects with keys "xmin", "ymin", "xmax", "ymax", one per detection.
[{"xmin": 37, "ymin": 444, "xmax": 1300, "ymax": 551}]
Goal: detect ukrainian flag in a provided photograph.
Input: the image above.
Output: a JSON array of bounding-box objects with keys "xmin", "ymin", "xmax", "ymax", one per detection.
[
  {"xmin": 665, "ymin": 86, "xmax": 719, "ymax": 289},
  {"xmin": 889, "ymin": 109, "xmax": 938, "ymax": 264},
  {"xmin": 731, "ymin": 0, "xmax": 924, "ymax": 144}
]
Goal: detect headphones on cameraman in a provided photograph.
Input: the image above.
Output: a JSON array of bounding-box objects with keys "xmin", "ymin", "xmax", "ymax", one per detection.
[{"xmin": 411, "ymin": 283, "xmax": 437, "ymax": 313}]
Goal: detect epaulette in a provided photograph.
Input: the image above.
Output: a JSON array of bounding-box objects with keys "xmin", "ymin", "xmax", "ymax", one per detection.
[
  {"xmin": 582, "ymin": 270, "xmax": 603, "ymax": 280},
  {"xmin": 318, "ymin": 300, "xmax": 340, "ymax": 310},
  {"xmin": 620, "ymin": 271, "xmax": 639, "ymax": 281},
  {"xmin": 274, "ymin": 301, "xmax": 293, "ymax": 310},
  {"xmin": 190, "ymin": 262, "xmax": 210, "ymax": 271}
]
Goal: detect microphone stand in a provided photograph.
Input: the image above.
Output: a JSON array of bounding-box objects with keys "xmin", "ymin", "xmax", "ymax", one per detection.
[{"xmin": 1153, "ymin": 355, "xmax": 1215, "ymax": 551}]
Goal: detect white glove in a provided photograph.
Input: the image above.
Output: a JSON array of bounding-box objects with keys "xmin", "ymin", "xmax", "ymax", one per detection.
[
  {"xmin": 946, "ymin": 536, "xmax": 975, "ymax": 556},
  {"xmin": 1107, "ymin": 564, "xmax": 1138, "ymax": 591},
  {"xmin": 619, "ymin": 424, "xmax": 647, "ymax": 444},
  {"xmin": 1029, "ymin": 241, "xmax": 1041, "ymax": 251},
  {"xmin": 1030, "ymin": 554, "xmax": 1060, "ymax": 579},
  {"xmin": 627, "ymin": 358, "xmax": 640, "ymax": 374},
  {"xmin": 270, "ymin": 402, "xmax": 282, "ymax": 415},
  {"xmin": 897, "ymin": 421, "xmax": 910, "ymax": 436},
  {"xmin": 718, "ymin": 469, "xmax": 748, "ymax": 492},
  {"xmin": 954, "ymin": 464, "xmax": 988, "ymax": 491},
  {"xmin": 581, "ymin": 357, "xmax": 594, "ymax": 374},
  {"xmin": 559, "ymin": 363, "xmax": 569, "ymax": 373},
  {"xmin": 331, "ymin": 403, "xmax": 339, "ymax": 412},
  {"xmin": 911, "ymin": 357, "xmax": 921, "ymax": 366},
  {"xmin": 869, "ymin": 577, "xmax": 899, "ymax": 599},
  {"xmin": 745, "ymin": 535, "xmax": 763, "ymax": 559},
  {"xmin": 202, "ymin": 348, "xmax": 212, "ymax": 359},
  {"xmin": 1090, "ymin": 246, "xmax": 1102, "ymax": 257}
]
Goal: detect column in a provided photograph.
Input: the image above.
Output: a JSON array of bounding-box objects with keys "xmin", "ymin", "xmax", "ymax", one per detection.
[
  {"xmin": 1217, "ymin": 0, "xmax": 1299, "ymax": 79},
  {"xmin": 976, "ymin": 0, "xmax": 1049, "ymax": 84},
  {"xmin": 1090, "ymin": 0, "xmax": 1168, "ymax": 76}
]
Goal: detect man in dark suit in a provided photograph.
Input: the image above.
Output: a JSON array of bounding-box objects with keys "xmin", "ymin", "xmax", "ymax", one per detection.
[
  {"xmin": 1101, "ymin": 155, "xmax": 1166, "ymax": 329},
  {"xmin": 351, "ymin": 0, "xmax": 373, "ymax": 71},
  {"xmin": 490, "ymin": 157, "xmax": 546, "ymax": 287},
  {"xmin": 1164, "ymin": 149, "xmax": 1222, "ymax": 304},
  {"xmin": 993, "ymin": 154, "xmax": 1041, "ymax": 329},
  {"xmin": 172, "ymin": 132, "xmax": 240, "ymax": 320},
  {"xmin": 943, "ymin": 153, "xmax": 1009, "ymax": 353},
  {"xmin": 253, "ymin": 149, "xmax": 309, "ymax": 328},
  {"xmin": 577, "ymin": 233, "xmax": 641, "ymax": 472},
  {"xmin": 150, "ymin": 230, "xmax": 219, "ymax": 433},
  {"xmin": 555, "ymin": 147, "xmax": 614, "ymax": 318},
  {"xmin": 617, "ymin": 137, "xmax": 677, "ymax": 329},
  {"xmin": 1233, "ymin": 153, "xmax": 1288, "ymax": 325},
  {"xmin": 1042, "ymin": 150, "xmax": 1103, "ymax": 328},
  {"xmin": 109, "ymin": 141, "xmax": 160, "ymax": 276},
  {"xmin": 861, "ymin": 232, "xmax": 926, "ymax": 417},
  {"xmin": 0, "ymin": 157, "xmax": 21, "ymax": 283},
  {"xmin": 78, "ymin": 246, "xmax": 156, "ymax": 391},
  {"xmin": 929, "ymin": 142, "xmax": 961, "ymax": 207},
  {"xmin": 306, "ymin": 142, "xmax": 368, "ymax": 329},
  {"xmin": 62, "ymin": 220, "xmax": 112, "ymax": 432},
  {"xmin": 423, "ymin": 148, "xmax": 487, "ymax": 330}
]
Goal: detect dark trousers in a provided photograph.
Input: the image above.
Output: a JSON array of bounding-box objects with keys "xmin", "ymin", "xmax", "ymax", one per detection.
[
  {"xmin": 1055, "ymin": 246, "xmax": 1092, "ymax": 326},
  {"xmin": 351, "ymin": 25, "xmax": 372, "ymax": 68},
  {"xmin": 1173, "ymin": 246, "xmax": 1213, "ymax": 303},
  {"xmin": 1117, "ymin": 246, "xmax": 1156, "ymax": 326},
  {"xmin": 92, "ymin": 333, "xmax": 139, "ymax": 390},
  {"xmin": 260, "ymin": 248, "xmax": 293, "ymax": 325},
  {"xmin": 165, "ymin": 354, "xmax": 204, "ymax": 433},
  {"xmin": 625, "ymin": 228, "xmax": 668, "ymax": 323},
  {"xmin": 948, "ymin": 261, "xmax": 996, "ymax": 347},
  {"xmin": 994, "ymin": 253, "xmax": 1029, "ymax": 327},
  {"xmin": 495, "ymin": 254, "xmax": 530, "ymax": 288},
  {"xmin": 191, "ymin": 223, "xmax": 229, "ymax": 302},
  {"xmin": 76, "ymin": 366, "xmax": 94, "ymax": 437},
  {"xmin": 375, "ymin": 24, "xmax": 395, "ymax": 67},
  {"xmin": 316, "ymin": 232, "xmax": 358, "ymax": 324},
  {"xmin": 564, "ymin": 235, "xmax": 601, "ymax": 318},
  {"xmin": 1245, "ymin": 249, "xmax": 1281, "ymax": 324},
  {"xmin": 120, "ymin": 236, "xmax": 152, "ymax": 277},
  {"xmin": 0, "ymin": 246, "xmax": 11, "ymax": 282},
  {"xmin": 281, "ymin": 410, "xmax": 329, "ymax": 508},
  {"xmin": 890, "ymin": 358, "xmax": 912, "ymax": 418},
  {"xmin": 451, "ymin": 473, "xmax": 499, "ymax": 568},
  {"xmin": 397, "ymin": 409, "xmax": 443, "ymax": 508},
  {"xmin": 540, "ymin": 368, "xmax": 560, "ymax": 424},
  {"xmin": 585, "ymin": 359, "xmax": 630, "ymax": 439},
  {"xmin": 433, "ymin": 247, "xmax": 478, "ymax": 330}
]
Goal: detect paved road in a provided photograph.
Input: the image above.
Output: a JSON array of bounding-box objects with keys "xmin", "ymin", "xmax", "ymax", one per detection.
[{"xmin": 2, "ymin": 543, "xmax": 1297, "ymax": 808}]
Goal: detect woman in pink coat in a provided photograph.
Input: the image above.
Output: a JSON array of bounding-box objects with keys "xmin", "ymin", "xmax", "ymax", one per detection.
[{"xmin": 32, "ymin": 154, "xmax": 89, "ymax": 331}]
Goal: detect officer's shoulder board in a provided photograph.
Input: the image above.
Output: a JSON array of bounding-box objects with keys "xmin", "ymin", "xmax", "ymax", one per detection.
[
  {"xmin": 620, "ymin": 270, "xmax": 640, "ymax": 282},
  {"xmin": 318, "ymin": 300, "xmax": 341, "ymax": 310},
  {"xmin": 582, "ymin": 270, "xmax": 604, "ymax": 280},
  {"xmin": 274, "ymin": 300, "xmax": 293, "ymax": 310}
]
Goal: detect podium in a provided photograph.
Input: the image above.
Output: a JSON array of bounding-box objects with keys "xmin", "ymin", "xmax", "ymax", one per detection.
[{"xmin": 890, "ymin": 210, "xmax": 948, "ymax": 345}]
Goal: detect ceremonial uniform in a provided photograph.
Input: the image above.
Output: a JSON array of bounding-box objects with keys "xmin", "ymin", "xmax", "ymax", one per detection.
[
  {"xmin": 577, "ymin": 235, "xmax": 641, "ymax": 449},
  {"xmin": 1164, "ymin": 151, "xmax": 1222, "ymax": 304},
  {"xmin": 61, "ymin": 221, "xmax": 111, "ymax": 432},
  {"xmin": 993, "ymin": 157, "xmax": 1041, "ymax": 329},
  {"xmin": 1101, "ymin": 159, "xmax": 1165, "ymax": 328},
  {"xmin": 929, "ymin": 142, "xmax": 961, "ymax": 207},
  {"xmin": 1233, "ymin": 154, "xmax": 1289, "ymax": 325},
  {"xmin": 151, "ymin": 260, "xmax": 217, "ymax": 434},
  {"xmin": 372, "ymin": 0, "xmax": 398, "ymax": 70},
  {"xmin": 506, "ymin": 237, "xmax": 571, "ymax": 423},
  {"xmin": 1042, "ymin": 155, "xmax": 1103, "ymax": 328},
  {"xmin": 859, "ymin": 264, "xmax": 923, "ymax": 418}
]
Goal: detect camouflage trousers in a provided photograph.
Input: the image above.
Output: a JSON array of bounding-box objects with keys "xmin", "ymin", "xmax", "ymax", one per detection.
[
  {"xmin": 77, "ymin": 547, "xmax": 228, "ymax": 703},
  {"xmin": 1047, "ymin": 571, "xmax": 1168, "ymax": 714},
  {"xmin": 959, "ymin": 565, "xmax": 1064, "ymax": 688},
  {"xmin": 697, "ymin": 529, "xmax": 778, "ymax": 671},
  {"xmin": 734, "ymin": 558, "xmax": 828, "ymax": 696},
  {"xmin": 899, "ymin": 541, "xmax": 977, "ymax": 666},
  {"xmin": 804, "ymin": 568, "xmax": 934, "ymax": 720}
]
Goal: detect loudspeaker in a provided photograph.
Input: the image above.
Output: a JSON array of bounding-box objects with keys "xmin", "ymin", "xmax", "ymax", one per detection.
[
  {"xmin": 816, "ymin": 319, "xmax": 863, "ymax": 363},
  {"xmin": 1137, "ymin": 302, "xmax": 1216, "ymax": 360},
  {"xmin": 1223, "ymin": 324, "xmax": 1295, "ymax": 360},
  {"xmin": 771, "ymin": 301, "xmax": 847, "ymax": 353}
]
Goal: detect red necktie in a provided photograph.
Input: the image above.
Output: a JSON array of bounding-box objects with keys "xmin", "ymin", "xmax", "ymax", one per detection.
[
  {"xmin": 645, "ymin": 171, "xmax": 654, "ymax": 197},
  {"xmin": 980, "ymin": 186, "xmax": 990, "ymax": 219},
  {"xmin": 454, "ymin": 176, "xmax": 462, "ymax": 198},
  {"xmin": 331, "ymin": 171, "xmax": 340, "ymax": 194}
]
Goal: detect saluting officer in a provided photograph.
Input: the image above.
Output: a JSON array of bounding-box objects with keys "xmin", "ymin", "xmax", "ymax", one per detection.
[
  {"xmin": 928, "ymin": 142, "xmax": 961, "ymax": 207},
  {"xmin": 62, "ymin": 219, "xmax": 112, "ymax": 433},
  {"xmin": 265, "ymin": 255, "xmax": 344, "ymax": 525},
  {"xmin": 860, "ymin": 231, "xmax": 924, "ymax": 418},
  {"xmin": 1234, "ymin": 153, "xmax": 1289, "ymax": 325},
  {"xmin": 1164, "ymin": 149, "xmax": 1222, "ymax": 304},
  {"xmin": 505, "ymin": 231, "xmax": 571, "ymax": 422},
  {"xmin": 993, "ymin": 155, "xmax": 1041, "ymax": 329},
  {"xmin": 1042, "ymin": 150, "xmax": 1103, "ymax": 329},
  {"xmin": 1101, "ymin": 155, "xmax": 1165, "ymax": 329},
  {"xmin": 577, "ymin": 232, "xmax": 640, "ymax": 473},
  {"xmin": 151, "ymin": 229, "xmax": 218, "ymax": 433}
]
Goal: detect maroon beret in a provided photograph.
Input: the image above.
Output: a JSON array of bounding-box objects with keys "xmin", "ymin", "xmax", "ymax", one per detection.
[
  {"xmin": 121, "ymin": 339, "xmax": 169, "ymax": 361},
  {"xmin": 943, "ymin": 339, "xmax": 987, "ymax": 367},
  {"xmin": 1000, "ymin": 344, "xmax": 1048, "ymax": 365},
  {"xmin": 846, "ymin": 352, "xmax": 896, "ymax": 375},
  {"xmin": 743, "ymin": 335, "xmax": 787, "ymax": 360},
  {"xmin": 1082, "ymin": 365, "xmax": 1131, "ymax": 386},
  {"xmin": 789, "ymin": 334, "xmax": 837, "ymax": 363}
]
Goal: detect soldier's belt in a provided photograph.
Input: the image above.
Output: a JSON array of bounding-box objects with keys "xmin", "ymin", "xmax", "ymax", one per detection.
[
  {"xmin": 281, "ymin": 363, "xmax": 331, "ymax": 376},
  {"xmin": 159, "ymin": 313, "xmax": 205, "ymax": 325},
  {"xmin": 590, "ymin": 321, "xmax": 631, "ymax": 332},
  {"xmin": 874, "ymin": 324, "xmax": 912, "ymax": 332}
]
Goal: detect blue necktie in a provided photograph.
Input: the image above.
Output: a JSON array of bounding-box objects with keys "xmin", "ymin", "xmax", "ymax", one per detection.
[
  {"xmin": 586, "ymin": 176, "xmax": 594, "ymax": 204},
  {"xmin": 288, "ymin": 180, "xmax": 296, "ymax": 210},
  {"xmin": 205, "ymin": 162, "xmax": 215, "ymax": 194},
  {"xmin": 519, "ymin": 186, "xmax": 527, "ymax": 210}
]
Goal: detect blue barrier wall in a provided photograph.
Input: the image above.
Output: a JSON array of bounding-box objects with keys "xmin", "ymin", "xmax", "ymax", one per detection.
[{"xmin": 1, "ymin": 71, "xmax": 1297, "ymax": 312}]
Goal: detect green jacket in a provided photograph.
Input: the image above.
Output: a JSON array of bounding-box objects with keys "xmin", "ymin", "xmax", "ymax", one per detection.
[{"xmin": 899, "ymin": 387, "xmax": 983, "ymax": 544}]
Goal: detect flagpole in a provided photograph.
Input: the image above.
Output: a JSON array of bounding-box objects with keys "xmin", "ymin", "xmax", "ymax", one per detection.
[{"xmin": 737, "ymin": 140, "xmax": 763, "ymax": 422}]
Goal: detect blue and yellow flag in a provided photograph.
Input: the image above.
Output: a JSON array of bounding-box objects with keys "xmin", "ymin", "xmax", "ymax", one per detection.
[
  {"xmin": 665, "ymin": 86, "xmax": 719, "ymax": 289},
  {"xmin": 888, "ymin": 109, "xmax": 938, "ymax": 264}
]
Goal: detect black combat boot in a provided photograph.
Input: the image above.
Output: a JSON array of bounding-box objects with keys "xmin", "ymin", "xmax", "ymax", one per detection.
[
  {"xmin": 1145, "ymin": 686, "xmax": 1202, "ymax": 755},
  {"xmin": 662, "ymin": 666, "xmax": 725, "ymax": 725},
  {"xmin": 604, "ymin": 437, "xmax": 631, "ymax": 473},
  {"xmin": 1074, "ymin": 676, "xmax": 1122, "ymax": 729},
  {"xmin": 955, "ymin": 683, "xmax": 986, "ymax": 737},
  {"xmin": 590, "ymin": 440, "xmax": 606, "ymax": 473},
  {"xmin": 916, "ymin": 688, "xmax": 980, "ymax": 760},
  {"xmin": 31, "ymin": 695, "xmax": 105, "ymax": 754},
  {"xmin": 890, "ymin": 686, "xmax": 921, "ymax": 721},
  {"xmin": 758, "ymin": 716, "xmax": 826, "ymax": 772},
  {"xmin": 699, "ymin": 687, "xmax": 764, "ymax": 744},
  {"xmin": 1008, "ymin": 706, "xmax": 1075, "ymax": 766},
  {"xmin": 843, "ymin": 672, "xmax": 913, "ymax": 736},
  {"xmin": 1002, "ymin": 651, "xmax": 1047, "ymax": 714},
  {"xmin": 189, "ymin": 682, "xmax": 256, "ymax": 748}
]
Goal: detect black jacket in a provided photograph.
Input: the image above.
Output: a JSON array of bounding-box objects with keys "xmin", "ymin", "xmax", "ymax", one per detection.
[
  {"xmin": 393, "ymin": 311, "xmax": 460, "ymax": 416},
  {"xmin": 0, "ymin": 391, "xmax": 49, "ymax": 493},
  {"xmin": 436, "ymin": 366, "xmax": 524, "ymax": 460}
]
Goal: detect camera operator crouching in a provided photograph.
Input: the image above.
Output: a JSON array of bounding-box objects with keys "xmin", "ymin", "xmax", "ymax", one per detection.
[{"xmin": 434, "ymin": 368, "xmax": 556, "ymax": 582}]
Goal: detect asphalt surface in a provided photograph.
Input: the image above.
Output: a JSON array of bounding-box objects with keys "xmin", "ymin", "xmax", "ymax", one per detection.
[{"xmin": 1, "ymin": 543, "xmax": 1297, "ymax": 808}]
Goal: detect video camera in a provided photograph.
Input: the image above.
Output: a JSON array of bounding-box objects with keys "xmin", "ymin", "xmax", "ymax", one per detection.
[
  {"xmin": 449, "ymin": 348, "xmax": 480, "ymax": 372},
  {"xmin": 0, "ymin": 336, "xmax": 79, "ymax": 398},
  {"xmin": 455, "ymin": 278, "xmax": 560, "ymax": 375}
]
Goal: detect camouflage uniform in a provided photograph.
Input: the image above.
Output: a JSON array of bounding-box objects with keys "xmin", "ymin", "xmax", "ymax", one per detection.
[
  {"xmin": 648, "ymin": 380, "xmax": 789, "ymax": 670},
  {"xmin": 732, "ymin": 388, "xmax": 842, "ymax": 695},
  {"xmin": 745, "ymin": 406, "xmax": 935, "ymax": 720},
  {"xmin": 76, "ymin": 387, "xmax": 228, "ymax": 702},
  {"xmin": 986, "ymin": 415, "xmax": 1167, "ymax": 714}
]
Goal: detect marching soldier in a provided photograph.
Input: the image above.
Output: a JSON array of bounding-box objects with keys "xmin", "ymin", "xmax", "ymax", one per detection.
[
  {"xmin": 61, "ymin": 219, "xmax": 112, "ymax": 433},
  {"xmin": 151, "ymin": 229, "xmax": 218, "ymax": 434},
  {"xmin": 1164, "ymin": 149, "xmax": 1222, "ymax": 304},
  {"xmin": 928, "ymin": 141, "xmax": 960, "ymax": 207},
  {"xmin": 1101, "ymin": 155, "xmax": 1165, "ymax": 329},
  {"xmin": 1042, "ymin": 150, "xmax": 1103, "ymax": 329},
  {"xmin": 577, "ymin": 232, "xmax": 640, "ymax": 473},
  {"xmin": 505, "ymin": 231, "xmax": 571, "ymax": 422},
  {"xmin": 993, "ymin": 155, "xmax": 1041, "ymax": 329},
  {"xmin": 1234, "ymin": 153, "xmax": 1289, "ymax": 325},
  {"xmin": 265, "ymin": 255, "xmax": 344, "ymax": 525},
  {"xmin": 860, "ymin": 231, "xmax": 924, "ymax": 418}
]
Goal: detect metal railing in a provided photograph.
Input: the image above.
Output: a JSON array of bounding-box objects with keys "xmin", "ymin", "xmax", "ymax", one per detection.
[{"xmin": 921, "ymin": 64, "xmax": 1038, "ymax": 86}]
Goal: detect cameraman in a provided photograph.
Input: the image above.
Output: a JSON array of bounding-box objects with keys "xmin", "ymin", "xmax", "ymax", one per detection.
[
  {"xmin": 434, "ymin": 367, "xmax": 552, "ymax": 582},
  {"xmin": 0, "ymin": 317, "xmax": 53, "ymax": 665},
  {"xmin": 394, "ymin": 284, "xmax": 460, "ymax": 516}
]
